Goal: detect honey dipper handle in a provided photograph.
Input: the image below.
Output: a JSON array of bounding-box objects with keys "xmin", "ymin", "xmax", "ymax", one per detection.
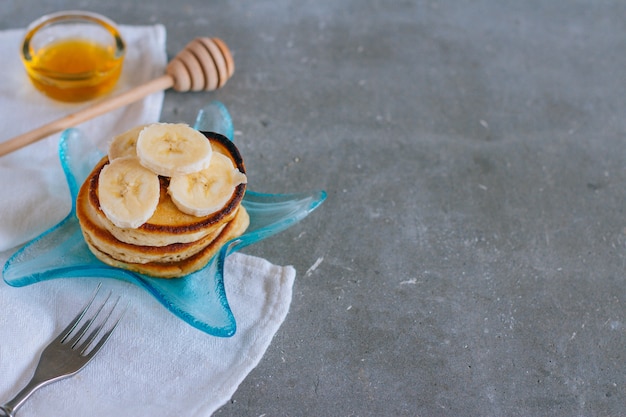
[{"xmin": 0, "ymin": 75, "xmax": 174, "ymax": 157}]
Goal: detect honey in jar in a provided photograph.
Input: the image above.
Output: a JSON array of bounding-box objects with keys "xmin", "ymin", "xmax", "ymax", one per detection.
[
  {"xmin": 23, "ymin": 38, "xmax": 123, "ymax": 102},
  {"xmin": 21, "ymin": 11, "xmax": 125, "ymax": 102}
]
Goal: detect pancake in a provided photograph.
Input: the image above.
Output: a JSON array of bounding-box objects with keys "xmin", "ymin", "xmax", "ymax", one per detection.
[
  {"xmin": 76, "ymin": 129, "xmax": 249, "ymax": 278},
  {"xmin": 77, "ymin": 182, "xmax": 229, "ymax": 263},
  {"xmin": 83, "ymin": 207, "xmax": 249, "ymax": 278},
  {"xmin": 87, "ymin": 133, "xmax": 246, "ymax": 247}
]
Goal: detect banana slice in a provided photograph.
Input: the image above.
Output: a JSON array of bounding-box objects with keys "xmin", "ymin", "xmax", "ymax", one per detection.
[
  {"xmin": 168, "ymin": 152, "xmax": 247, "ymax": 217},
  {"xmin": 98, "ymin": 156, "xmax": 161, "ymax": 229},
  {"xmin": 136, "ymin": 123, "xmax": 213, "ymax": 177},
  {"xmin": 108, "ymin": 124, "xmax": 149, "ymax": 160}
]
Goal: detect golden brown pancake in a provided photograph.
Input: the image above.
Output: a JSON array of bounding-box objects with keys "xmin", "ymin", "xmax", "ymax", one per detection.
[
  {"xmin": 76, "ymin": 130, "xmax": 249, "ymax": 278},
  {"xmin": 77, "ymin": 183, "xmax": 229, "ymax": 264},
  {"xmin": 82, "ymin": 207, "xmax": 249, "ymax": 278},
  {"xmin": 85, "ymin": 134, "xmax": 246, "ymax": 247}
]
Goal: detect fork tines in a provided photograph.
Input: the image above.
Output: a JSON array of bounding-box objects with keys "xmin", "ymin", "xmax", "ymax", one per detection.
[{"xmin": 58, "ymin": 283, "xmax": 127, "ymax": 357}]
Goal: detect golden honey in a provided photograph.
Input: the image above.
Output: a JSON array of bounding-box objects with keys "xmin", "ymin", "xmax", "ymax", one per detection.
[
  {"xmin": 21, "ymin": 11, "xmax": 125, "ymax": 102},
  {"xmin": 23, "ymin": 39, "xmax": 123, "ymax": 102}
]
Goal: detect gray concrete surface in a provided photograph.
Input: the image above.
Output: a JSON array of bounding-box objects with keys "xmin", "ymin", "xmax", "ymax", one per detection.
[{"xmin": 3, "ymin": 1, "xmax": 625, "ymax": 415}]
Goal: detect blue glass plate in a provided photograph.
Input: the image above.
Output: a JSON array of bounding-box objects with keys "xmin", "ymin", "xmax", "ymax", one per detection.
[{"xmin": 2, "ymin": 101, "xmax": 326, "ymax": 337}]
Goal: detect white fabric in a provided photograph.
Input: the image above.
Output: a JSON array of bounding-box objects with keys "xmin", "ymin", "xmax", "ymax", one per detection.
[{"xmin": 0, "ymin": 26, "xmax": 295, "ymax": 416}]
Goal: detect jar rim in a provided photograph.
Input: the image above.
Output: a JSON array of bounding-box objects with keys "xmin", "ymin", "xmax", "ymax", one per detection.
[
  {"xmin": 25, "ymin": 10, "xmax": 121, "ymax": 33},
  {"xmin": 21, "ymin": 10, "xmax": 125, "ymax": 63}
]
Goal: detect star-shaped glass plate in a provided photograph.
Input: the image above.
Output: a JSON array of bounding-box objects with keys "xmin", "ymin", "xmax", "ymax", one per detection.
[{"xmin": 2, "ymin": 101, "xmax": 326, "ymax": 337}]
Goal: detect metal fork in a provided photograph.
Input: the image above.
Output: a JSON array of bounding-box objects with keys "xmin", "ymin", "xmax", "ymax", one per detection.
[{"xmin": 0, "ymin": 284, "xmax": 126, "ymax": 417}]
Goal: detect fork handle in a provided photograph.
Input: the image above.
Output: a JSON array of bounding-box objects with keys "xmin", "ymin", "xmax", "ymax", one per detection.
[{"xmin": 0, "ymin": 377, "xmax": 49, "ymax": 417}]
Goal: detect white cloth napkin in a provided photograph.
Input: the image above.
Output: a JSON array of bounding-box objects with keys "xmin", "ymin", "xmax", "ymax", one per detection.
[{"xmin": 0, "ymin": 25, "xmax": 295, "ymax": 416}]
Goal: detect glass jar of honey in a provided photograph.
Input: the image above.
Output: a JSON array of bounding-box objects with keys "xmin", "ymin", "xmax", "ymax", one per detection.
[{"xmin": 21, "ymin": 11, "xmax": 125, "ymax": 102}]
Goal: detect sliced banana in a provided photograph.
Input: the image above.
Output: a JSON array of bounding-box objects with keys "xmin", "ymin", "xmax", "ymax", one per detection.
[
  {"xmin": 168, "ymin": 152, "xmax": 247, "ymax": 217},
  {"xmin": 136, "ymin": 123, "xmax": 213, "ymax": 177},
  {"xmin": 108, "ymin": 124, "xmax": 150, "ymax": 160},
  {"xmin": 98, "ymin": 156, "xmax": 161, "ymax": 229}
]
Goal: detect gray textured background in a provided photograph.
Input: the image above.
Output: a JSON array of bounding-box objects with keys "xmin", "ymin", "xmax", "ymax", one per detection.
[{"xmin": 3, "ymin": 1, "xmax": 625, "ymax": 415}]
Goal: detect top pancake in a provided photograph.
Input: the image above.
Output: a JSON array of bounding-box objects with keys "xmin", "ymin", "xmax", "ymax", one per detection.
[{"xmin": 84, "ymin": 131, "xmax": 246, "ymax": 247}]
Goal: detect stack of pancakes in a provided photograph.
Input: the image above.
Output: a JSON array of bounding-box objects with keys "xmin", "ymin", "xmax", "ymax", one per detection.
[{"xmin": 76, "ymin": 131, "xmax": 249, "ymax": 278}]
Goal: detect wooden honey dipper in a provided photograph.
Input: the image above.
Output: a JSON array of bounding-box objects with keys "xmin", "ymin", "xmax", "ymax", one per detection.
[{"xmin": 0, "ymin": 37, "xmax": 235, "ymax": 157}]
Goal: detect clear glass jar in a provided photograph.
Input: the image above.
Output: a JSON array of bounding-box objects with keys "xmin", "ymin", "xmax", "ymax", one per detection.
[{"xmin": 21, "ymin": 11, "xmax": 125, "ymax": 102}]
